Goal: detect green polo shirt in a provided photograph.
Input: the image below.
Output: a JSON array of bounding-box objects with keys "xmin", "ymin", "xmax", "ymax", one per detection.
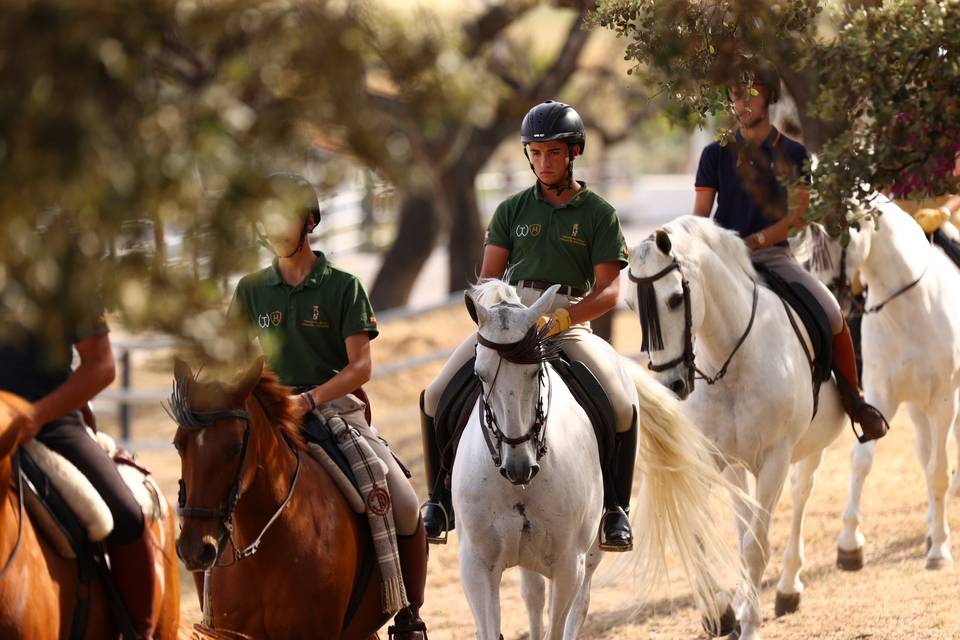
[
  {"xmin": 485, "ymin": 182, "xmax": 628, "ymax": 291},
  {"xmin": 228, "ymin": 252, "xmax": 378, "ymax": 387}
]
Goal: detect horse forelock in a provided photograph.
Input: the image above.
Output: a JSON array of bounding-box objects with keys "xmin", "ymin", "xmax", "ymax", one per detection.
[{"xmin": 471, "ymin": 277, "xmax": 521, "ymax": 308}]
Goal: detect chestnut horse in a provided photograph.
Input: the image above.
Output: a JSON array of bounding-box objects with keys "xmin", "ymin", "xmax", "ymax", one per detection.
[
  {"xmin": 0, "ymin": 391, "xmax": 180, "ymax": 639},
  {"xmin": 171, "ymin": 357, "xmax": 388, "ymax": 639}
]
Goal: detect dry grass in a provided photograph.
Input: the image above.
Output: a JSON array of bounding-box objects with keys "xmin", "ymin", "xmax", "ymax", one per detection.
[{"xmin": 112, "ymin": 307, "xmax": 958, "ymax": 639}]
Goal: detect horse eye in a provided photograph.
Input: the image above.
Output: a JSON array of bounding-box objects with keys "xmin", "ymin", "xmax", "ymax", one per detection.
[
  {"xmin": 667, "ymin": 293, "xmax": 684, "ymax": 310},
  {"xmin": 226, "ymin": 444, "xmax": 242, "ymax": 461}
]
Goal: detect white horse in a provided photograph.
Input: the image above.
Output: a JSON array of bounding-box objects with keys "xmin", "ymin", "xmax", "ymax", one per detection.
[
  {"xmin": 625, "ymin": 217, "xmax": 849, "ymax": 640},
  {"xmin": 453, "ymin": 279, "xmax": 744, "ymax": 639},
  {"xmin": 797, "ymin": 196, "xmax": 960, "ymax": 571}
]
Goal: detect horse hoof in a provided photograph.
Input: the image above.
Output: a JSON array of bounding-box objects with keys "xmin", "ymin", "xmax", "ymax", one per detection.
[
  {"xmin": 702, "ymin": 604, "xmax": 739, "ymax": 637},
  {"xmin": 774, "ymin": 591, "xmax": 801, "ymax": 617},
  {"xmin": 837, "ymin": 546, "xmax": 864, "ymax": 571},
  {"xmin": 925, "ymin": 556, "xmax": 952, "ymax": 571}
]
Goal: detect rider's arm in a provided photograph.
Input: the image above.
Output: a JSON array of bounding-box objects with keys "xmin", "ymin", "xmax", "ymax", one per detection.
[
  {"xmin": 745, "ymin": 183, "xmax": 810, "ymax": 250},
  {"xmin": 301, "ymin": 333, "xmax": 372, "ymax": 409},
  {"xmin": 25, "ymin": 333, "xmax": 116, "ymax": 438},
  {"xmin": 479, "ymin": 244, "xmax": 510, "ymax": 279},
  {"xmin": 693, "ymin": 188, "xmax": 716, "ymax": 217},
  {"xmin": 566, "ymin": 261, "xmax": 621, "ymax": 326}
]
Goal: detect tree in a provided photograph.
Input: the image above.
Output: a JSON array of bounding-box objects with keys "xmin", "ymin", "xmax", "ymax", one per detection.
[{"xmin": 592, "ymin": 0, "xmax": 960, "ymax": 235}]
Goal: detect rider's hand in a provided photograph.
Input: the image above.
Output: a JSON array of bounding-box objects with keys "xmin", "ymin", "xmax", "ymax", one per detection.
[
  {"xmin": 535, "ymin": 308, "xmax": 572, "ymax": 339},
  {"xmin": 914, "ymin": 207, "xmax": 949, "ymax": 234},
  {"xmin": 7, "ymin": 402, "xmax": 42, "ymax": 441}
]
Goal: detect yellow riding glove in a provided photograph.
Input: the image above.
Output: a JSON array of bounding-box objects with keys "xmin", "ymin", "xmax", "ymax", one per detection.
[
  {"xmin": 914, "ymin": 207, "xmax": 950, "ymax": 234},
  {"xmin": 535, "ymin": 308, "xmax": 572, "ymax": 339}
]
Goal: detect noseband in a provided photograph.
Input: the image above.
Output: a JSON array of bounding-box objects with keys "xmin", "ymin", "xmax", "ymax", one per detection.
[
  {"xmin": 629, "ymin": 256, "xmax": 759, "ymax": 394},
  {"xmin": 167, "ymin": 385, "xmax": 301, "ymax": 564},
  {"xmin": 475, "ymin": 323, "xmax": 559, "ymax": 468}
]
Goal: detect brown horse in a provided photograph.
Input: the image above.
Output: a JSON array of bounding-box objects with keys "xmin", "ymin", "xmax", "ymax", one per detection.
[
  {"xmin": 0, "ymin": 391, "xmax": 180, "ymax": 639},
  {"xmin": 171, "ymin": 357, "xmax": 389, "ymax": 639}
]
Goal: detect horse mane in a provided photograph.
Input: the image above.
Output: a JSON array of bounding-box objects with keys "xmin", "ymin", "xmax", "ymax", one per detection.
[
  {"xmin": 250, "ymin": 368, "xmax": 307, "ymax": 451},
  {"xmin": 664, "ymin": 215, "xmax": 758, "ymax": 282}
]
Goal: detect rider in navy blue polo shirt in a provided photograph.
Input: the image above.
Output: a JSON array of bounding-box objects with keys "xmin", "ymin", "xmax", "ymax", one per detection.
[{"xmin": 693, "ymin": 62, "xmax": 889, "ymax": 443}]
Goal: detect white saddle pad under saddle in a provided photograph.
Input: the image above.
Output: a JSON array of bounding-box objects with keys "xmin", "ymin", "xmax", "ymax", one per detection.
[{"xmin": 20, "ymin": 429, "xmax": 167, "ymax": 559}]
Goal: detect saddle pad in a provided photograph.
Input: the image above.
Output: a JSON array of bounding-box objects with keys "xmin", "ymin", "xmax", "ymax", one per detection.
[{"xmin": 753, "ymin": 262, "xmax": 833, "ymax": 384}]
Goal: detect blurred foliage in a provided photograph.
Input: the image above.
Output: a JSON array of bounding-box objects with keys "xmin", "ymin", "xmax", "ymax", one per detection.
[{"xmin": 591, "ymin": 0, "xmax": 960, "ymax": 235}]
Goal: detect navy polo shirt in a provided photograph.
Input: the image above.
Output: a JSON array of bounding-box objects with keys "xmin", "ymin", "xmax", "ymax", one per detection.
[{"xmin": 695, "ymin": 127, "xmax": 810, "ymax": 239}]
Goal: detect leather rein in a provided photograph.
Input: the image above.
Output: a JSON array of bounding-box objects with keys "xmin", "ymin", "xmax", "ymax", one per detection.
[{"xmin": 628, "ymin": 258, "xmax": 759, "ymax": 394}]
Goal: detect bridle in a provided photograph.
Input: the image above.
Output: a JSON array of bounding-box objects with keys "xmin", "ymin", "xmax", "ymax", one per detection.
[
  {"xmin": 628, "ymin": 256, "xmax": 759, "ymax": 394},
  {"xmin": 167, "ymin": 389, "xmax": 301, "ymax": 564},
  {"xmin": 475, "ymin": 322, "xmax": 560, "ymax": 468},
  {"xmin": 827, "ymin": 244, "xmax": 926, "ymax": 316}
]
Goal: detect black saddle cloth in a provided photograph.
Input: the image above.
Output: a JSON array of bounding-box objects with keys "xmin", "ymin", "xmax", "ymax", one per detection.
[
  {"xmin": 434, "ymin": 350, "xmax": 617, "ymax": 480},
  {"xmin": 752, "ymin": 262, "xmax": 833, "ymax": 386},
  {"xmin": 933, "ymin": 228, "xmax": 960, "ymax": 269}
]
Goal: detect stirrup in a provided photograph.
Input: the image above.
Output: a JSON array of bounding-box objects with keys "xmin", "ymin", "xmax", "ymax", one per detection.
[
  {"xmin": 420, "ymin": 500, "xmax": 449, "ymax": 545},
  {"xmin": 598, "ymin": 507, "xmax": 633, "ymax": 552},
  {"xmin": 852, "ymin": 403, "xmax": 890, "ymax": 443},
  {"xmin": 388, "ymin": 622, "xmax": 428, "ymax": 640}
]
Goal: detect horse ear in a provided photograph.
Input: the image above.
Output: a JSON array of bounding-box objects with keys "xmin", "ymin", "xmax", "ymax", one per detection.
[
  {"xmin": 173, "ymin": 357, "xmax": 193, "ymax": 383},
  {"xmin": 655, "ymin": 229, "xmax": 672, "ymax": 255},
  {"xmin": 233, "ymin": 356, "xmax": 264, "ymax": 400},
  {"xmin": 464, "ymin": 291, "xmax": 488, "ymax": 326},
  {"xmin": 526, "ymin": 284, "xmax": 560, "ymax": 321}
]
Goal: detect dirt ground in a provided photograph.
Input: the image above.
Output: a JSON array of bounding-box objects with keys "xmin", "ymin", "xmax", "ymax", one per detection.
[{"xmin": 109, "ymin": 306, "xmax": 959, "ymax": 639}]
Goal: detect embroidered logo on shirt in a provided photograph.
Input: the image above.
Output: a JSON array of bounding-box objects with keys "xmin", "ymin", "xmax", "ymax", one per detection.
[
  {"xmin": 312, "ymin": 305, "xmax": 320, "ymax": 320},
  {"xmin": 369, "ymin": 314, "xmax": 377, "ymax": 325},
  {"xmin": 269, "ymin": 311, "xmax": 282, "ymax": 327},
  {"xmin": 571, "ymin": 223, "xmax": 579, "ymax": 237},
  {"xmin": 530, "ymin": 223, "xmax": 541, "ymax": 237},
  {"xmin": 516, "ymin": 224, "xmax": 530, "ymax": 237},
  {"xmin": 257, "ymin": 314, "xmax": 270, "ymax": 329}
]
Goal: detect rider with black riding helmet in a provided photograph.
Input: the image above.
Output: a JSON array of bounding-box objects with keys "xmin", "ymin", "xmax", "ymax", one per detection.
[
  {"xmin": 227, "ymin": 173, "xmax": 429, "ymax": 639},
  {"xmin": 693, "ymin": 61, "xmax": 889, "ymax": 442},
  {"xmin": 419, "ymin": 101, "xmax": 639, "ymax": 552},
  {"xmin": 0, "ymin": 223, "xmax": 157, "ymax": 639}
]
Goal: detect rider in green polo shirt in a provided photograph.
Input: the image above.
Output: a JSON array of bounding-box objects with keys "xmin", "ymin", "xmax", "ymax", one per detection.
[
  {"xmin": 228, "ymin": 174, "xmax": 428, "ymax": 639},
  {"xmin": 419, "ymin": 101, "xmax": 638, "ymax": 551}
]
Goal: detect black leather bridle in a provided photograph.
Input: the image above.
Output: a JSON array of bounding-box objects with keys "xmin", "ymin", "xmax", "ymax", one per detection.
[
  {"xmin": 475, "ymin": 324, "xmax": 559, "ymax": 468},
  {"xmin": 629, "ymin": 257, "xmax": 759, "ymax": 395}
]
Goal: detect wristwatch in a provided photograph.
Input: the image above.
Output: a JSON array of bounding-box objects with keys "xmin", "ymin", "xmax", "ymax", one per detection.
[{"xmin": 754, "ymin": 231, "xmax": 766, "ymax": 247}]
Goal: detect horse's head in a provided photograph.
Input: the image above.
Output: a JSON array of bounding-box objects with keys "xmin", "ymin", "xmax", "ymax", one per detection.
[
  {"xmin": 170, "ymin": 357, "xmax": 263, "ymax": 572},
  {"xmin": 466, "ymin": 281, "xmax": 561, "ymax": 486},
  {"xmin": 626, "ymin": 227, "xmax": 706, "ymax": 399}
]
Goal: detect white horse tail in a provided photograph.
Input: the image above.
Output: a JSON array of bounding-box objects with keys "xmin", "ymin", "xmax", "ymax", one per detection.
[{"xmin": 625, "ymin": 360, "xmax": 754, "ymax": 625}]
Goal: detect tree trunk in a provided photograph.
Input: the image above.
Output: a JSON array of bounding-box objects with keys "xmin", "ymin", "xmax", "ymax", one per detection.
[
  {"xmin": 442, "ymin": 169, "xmax": 485, "ymax": 293},
  {"xmin": 370, "ymin": 193, "xmax": 439, "ymax": 310}
]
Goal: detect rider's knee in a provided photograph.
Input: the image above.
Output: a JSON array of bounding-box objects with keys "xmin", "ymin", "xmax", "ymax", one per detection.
[{"xmin": 108, "ymin": 499, "xmax": 147, "ymax": 544}]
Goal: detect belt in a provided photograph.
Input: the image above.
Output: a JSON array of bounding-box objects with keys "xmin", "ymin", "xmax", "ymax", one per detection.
[{"xmin": 513, "ymin": 279, "xmax": 587, "ymax": 298}]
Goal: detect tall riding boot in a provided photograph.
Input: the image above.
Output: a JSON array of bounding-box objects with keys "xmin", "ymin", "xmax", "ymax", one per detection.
[
  {"xmin": 389, "ymin": 517, "xmax": 429, "ymax": 640},
  {"xmin": 107, "ymin": 522, "xmax": 157, "ymax": 640},
  {"xmin": 419, "ymin": 392, "xmax": 453, "ymax": 544},
  {"xmin": 832, "ymin": 320, "xmax": 889, "ymax": 443},
  {"xmin": 600, "ymin": 408, "xmax": 637, "ymax": 552}
]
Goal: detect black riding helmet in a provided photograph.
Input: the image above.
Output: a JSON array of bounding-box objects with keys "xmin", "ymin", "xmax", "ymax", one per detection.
[
  {"xmin": 256, "ymin": 172, "xmax": 321, "ymax": 258},
  {"xmin": 520, "ymin": 100, "xmax": 585, "ymax": 194}
]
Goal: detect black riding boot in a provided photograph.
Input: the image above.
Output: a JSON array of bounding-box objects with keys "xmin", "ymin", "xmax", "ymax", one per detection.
[
  {"xmin": 419, "ymin": 392, "xmax": 454, "ymax": 544},
  {"xmin": 389, "ymin": 518, "xmax": 429, "ymax": 640},
  {"xmin": 600, "ymin": 408, "xmax": 637, "ymax": 552}
]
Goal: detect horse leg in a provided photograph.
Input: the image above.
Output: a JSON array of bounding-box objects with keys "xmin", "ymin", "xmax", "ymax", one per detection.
[
  {"xmin": 520, "ymin": 569, "xmax": 545, "ymax": 640},
  {"xmin": 950, "ymin": 408, "xmax": 960, "ymax": 498},
  {"xmin": 907, "ymin": 400, "xmax": 956, "ymax": 570},
  {"xmin": 775, "ymin": 451, "xmax": 824, "ymax": 617},
  {"xmin": 564, "ymin": 543, "xmax": 601, "ymax": 639},
  {"xmin": 459, "ymin": 544, "xmax": 503, "ymax": 640},
  {"xmin": 544, "ymin": 553, "xmax": 585, "ymax": 640},
  {"xmin": 739, "ymin": 448, "xmax": 791, "ymax": 640}
]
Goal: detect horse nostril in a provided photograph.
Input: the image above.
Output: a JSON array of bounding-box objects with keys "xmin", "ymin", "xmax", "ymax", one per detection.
[
  {"xmin": 198, "ymin": 540, "xmax": 218, "ymax": 567},
  {"xmin": 529, "ymin": 464, "xmax": 540, "ymax": 480},
  {"xmin": 670, "ymin": 379, "xmax": 687, "ymax": 397},
  {"xmin": 499, "ymin": 467, "xmax": 509, "ymax": 479}
]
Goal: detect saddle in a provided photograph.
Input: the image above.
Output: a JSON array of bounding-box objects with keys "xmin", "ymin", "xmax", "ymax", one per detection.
[
  {"xmin": 434, "ymin": 350, "xmax": 617, "ymax": 487},
  {"xmin": 753, "ymin": 262, "xmax": 833, "ymax": 412},
  {"xmin": 15, "ymin": 430, "xmax": 165, "ymax": 640}
]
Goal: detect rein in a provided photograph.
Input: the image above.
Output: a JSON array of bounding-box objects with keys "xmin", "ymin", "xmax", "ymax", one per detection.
[
  {"xmin": 864, "ymin": 264, "xmax": 927, "ymax": 314},
  {"xmin": 0, "ymin": 454, "xmax": 24, "ymax": 580},
  {"xmin": 475, "ymin": 324, "xmax": 558, "ymax": 467},
  {"xmin": 168, "ymin": 389, "xmax": 301, "ymax": 565},
  {"xmin": 629, "ymin": 258, "xmax": 760, "ymax": 392}
]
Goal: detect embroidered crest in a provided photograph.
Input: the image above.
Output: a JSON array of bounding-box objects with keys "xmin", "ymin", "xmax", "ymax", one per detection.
[
  {"xmin": 257, "ymin": 314, "xmax": 270, "ymax": 329},
  {"xmin": 530, "ymin": 223, "xmax": 541, "ymax": 237},
  {"xmin": 312, "ymin": 305, "xmax": 320, "ymax": 321},
  {"xmin": 269, "ymin": 311, "xmax": 282, "ymax": 326},
  {"xmin": 571, "ymin": 223, "xmax": 579, "ymax": 237},
  {"xmin": 366, "ymin": 485, "xmax": 391, "ymax": 516}
]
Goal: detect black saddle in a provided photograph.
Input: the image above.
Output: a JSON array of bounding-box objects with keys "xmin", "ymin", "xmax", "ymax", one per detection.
[
  {"xmin": 434, "ymin": 350, "xmax": 617, "ymax": 484},
  {"xmin": 16, "ymin": 449, "xmax": 138, "ymax": 640},
  {"xmin": 753, "ymin": 263, "xmax": 833, "ymax": 413},
  {"xmin": 302, "ymin": 413, "xmax": 361, "ymax": 490},
  {"xmin": 933, "ymin": 228, "xmax": 960, "ymax": 269}
]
